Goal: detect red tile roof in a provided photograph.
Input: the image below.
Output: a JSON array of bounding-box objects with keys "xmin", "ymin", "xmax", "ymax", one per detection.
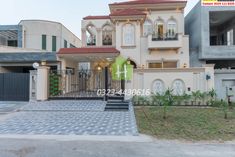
[
  {"xmin": 110, "ymin": 0, "xmax": 187, "ymax": 6},
  {"xmin": 58, "ymin": 47, "xmax": 120, "ymax": 54},
  {"xmin": 83, "ymin": 16, "xmax": 110, "ymax": 20},
  {"xmin": 110, "ymin": 8, "xmax": 146, "ymax": 16}
]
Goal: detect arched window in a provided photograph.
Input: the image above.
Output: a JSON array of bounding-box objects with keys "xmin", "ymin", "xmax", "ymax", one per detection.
[
  {"xmin": 154, "ymin": 19, "xmax": 164, "ymax": 39},
  {"xmin": 152, "ymin": 79, "xmax": 165, "ymax": 95},
  {"xmin": 122, "ymin": 23, "xmax": 135, "ymax": 46},
  {"xmin": 102, "ymin": 25, "xmax": 113, "ymax": 46},
  {"xmin": 172, "ymin": 79, "xmax": 185, "ymax": 96},
  {"xmin": 86, "ymin": 25, "xmax": 96, "ymax": 46},
  {"xmin": 143, "ymin": 20, "xmax": 153, "ymax": 36},
  {"xmin": 167, "ymin": 19, "xmax": 177, "ymax": 39}
]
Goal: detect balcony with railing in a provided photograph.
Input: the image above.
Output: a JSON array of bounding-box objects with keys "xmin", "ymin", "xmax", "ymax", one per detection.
[{"xmin": 148, "ymin": 33, "xmax": 183, "ymax": 50}]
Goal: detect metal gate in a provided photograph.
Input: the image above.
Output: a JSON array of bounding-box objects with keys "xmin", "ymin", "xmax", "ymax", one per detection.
[
  {"xmin": 0, "ymin": 73, "xmax": 30, "ymax": 101},
  {"xmin": 49, "ymin": 68, "xmax": 123, "ymax": 99}
]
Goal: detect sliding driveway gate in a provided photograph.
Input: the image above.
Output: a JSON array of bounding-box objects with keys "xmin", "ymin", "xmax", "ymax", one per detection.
[{"xmin": 0, "ymin": 73, "xmax": 30, "ymax": 101}]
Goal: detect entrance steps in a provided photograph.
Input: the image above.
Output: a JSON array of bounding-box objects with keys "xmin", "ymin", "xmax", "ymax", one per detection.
[{"xmin": 105, "ymin": 96, "xmax": 129, "ymax": 111}]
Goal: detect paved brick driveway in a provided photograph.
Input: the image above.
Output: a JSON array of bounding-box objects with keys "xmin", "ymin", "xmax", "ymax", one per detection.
[{"xmin": 0, "ymin": 101, "xmax": 138, "ymax": 136}]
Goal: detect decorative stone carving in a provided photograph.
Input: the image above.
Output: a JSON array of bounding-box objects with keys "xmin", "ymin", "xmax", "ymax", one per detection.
[
  {"xmin": 152, "ymin": 79, "xmax": 165, "ymax": 95},
  {"xmin": 172, "ymin": 79, "xmax": 185, "ymax": 95}
]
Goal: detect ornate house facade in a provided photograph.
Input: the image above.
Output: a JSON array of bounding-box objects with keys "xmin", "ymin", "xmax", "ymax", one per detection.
[{"xmin": 56, "ymin": 0, "xmax": 214, "ymax": 99}]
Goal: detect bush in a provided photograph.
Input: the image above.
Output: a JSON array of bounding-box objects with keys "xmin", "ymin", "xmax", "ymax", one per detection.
[{"xmin": 133, "ymin": 95, "xmax": 151, "ymax": 106}]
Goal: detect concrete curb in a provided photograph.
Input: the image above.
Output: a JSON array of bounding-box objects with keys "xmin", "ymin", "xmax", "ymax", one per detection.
[{"xmin": 0, "ymin": 134, "xmax": 154, "ymax": 142}]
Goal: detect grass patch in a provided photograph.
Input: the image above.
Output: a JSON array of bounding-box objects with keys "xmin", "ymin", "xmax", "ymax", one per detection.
[{"xmin": 135, "ymin": 106, "xmax": 235, "ymax": 141}]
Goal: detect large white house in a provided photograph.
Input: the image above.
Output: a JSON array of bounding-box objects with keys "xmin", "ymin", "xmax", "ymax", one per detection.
[{"xmin": 54, "ymin": 0, "xmax": 214, "ymax": 99}]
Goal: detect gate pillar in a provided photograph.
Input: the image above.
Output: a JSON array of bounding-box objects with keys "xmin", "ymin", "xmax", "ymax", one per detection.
[
  {"xmin": 36, "ymin": 66, "xmax": 50, "ymax": 101},
  {"xmin": 29, "ymin": 70, "xmax": 37, "ymax": 101},
  {"xmin": 105, "ymin": 67, "xmax": 108, "ymax": 101}
]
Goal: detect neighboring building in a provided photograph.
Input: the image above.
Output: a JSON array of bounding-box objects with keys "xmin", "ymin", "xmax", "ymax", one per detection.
[
  {"xmin": 0, "ymin": 46, "xmax": 58, "ymax": 73},
  {"xmin": 0, "ymin": 20, "xmax": 81, "ymax": 73},
  {"xmin": 56, "ymin": 0, "xmax": 214, "ymax": 99},
  {"xmin": 0, "ymin": 20, "xmax": 81, "ymax": 51},
  {"xmin": 185, "ymin": 2, "xmax": 235, "ymax": 100}
]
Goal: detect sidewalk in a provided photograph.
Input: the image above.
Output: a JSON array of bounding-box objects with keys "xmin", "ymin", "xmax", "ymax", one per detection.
[{"xmin": 0, "ymin": 101, "xmax": 27, "ymax": 113}]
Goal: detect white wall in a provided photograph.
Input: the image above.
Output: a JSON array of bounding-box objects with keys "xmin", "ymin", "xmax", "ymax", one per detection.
[
  {"xmin": 215, "ymin": 70, "xmax": 235, "ymax": 101},
  {"xmin": 133, "ymin": 67, "xmax": 214, "ymax": 95},
  {"xmin": 19, "ymin": 20, "xmax": 81, "ymax": 51}
]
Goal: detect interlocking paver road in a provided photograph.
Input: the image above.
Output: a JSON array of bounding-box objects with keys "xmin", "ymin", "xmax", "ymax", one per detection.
[
  {"xmin": 22, "ymin": 100, "xmax": 106, "ymax": 111},
  {"xmin": 0, "ymin": 101, "xmax": 138, "ymax": 136}
]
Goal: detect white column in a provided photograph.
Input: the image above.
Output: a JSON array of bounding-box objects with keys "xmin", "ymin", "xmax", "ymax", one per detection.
[
  {"xmin": 82, "ymin": 28, "xmax": 87, "ymax": 47},
  {"xmin": 36, "ymin": 66, "xmax": 50, "ymax": 101},
  {"xmin": 125, "ymin": 68, "xmax": 134, "ymax": 100},
  {"xmin": 29, "ymin": 70, "xmax": 37, "ymax": 101},
  {"xmin": 97, "ymin": 28, "xmax": 102, "ymax": 46}
]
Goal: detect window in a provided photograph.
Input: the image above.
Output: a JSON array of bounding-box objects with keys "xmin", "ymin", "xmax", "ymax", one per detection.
[
  {"xmin": 122, "ymin": 23, "xmax": 135, "ymax": 46},
  {"xmin": 70, "ymin": 44, "xmax": 76, "ymax": 48},
  {"xmin": 42, "ymin": 35, "xmax": 47, "ymax": 50},
  {"xmin": 64, "ymin": 40, "xmax": 67, "ymax": 48},
  {"xmin": 209, "ymin": 11, "xmax": 235, "ymax": 46},
  {"xmin": 52, "ymin": 36, "xmax": 57, "ymax": 51},
  {"xmin": 163, "ymin": 62, "xmax": 177, "ymax": 68},
  {"xmin": 79, "ymin": 62, "xmax": 90, "ymax": 70},
  {"xmin": 66, "ymin": 67, "xmax": 75, "ymax": 75},
  {"xmin": 154, "ymin": 20, "xmax": 164, "ymax": 39},
  {"xmin": 149, "ymin": 61, "xmax": 177, "ymax": 68},
  {"xmin": 149, "ymin": 63, "xmax": 162, "ymax": 68},
  {"xmin": 86, "ymin": 25, "xmax": 96, "ymax": 46},
  {"xmin": 143, "ymin": 20, "xmax": 153, "ymax": 36},
  {"xmin": 102, "ymin": 25, "xmax": 113, "ymax": 46},
  {"xmin": 227, "ymin": 29, "xmax": 234, "ymax": 46},
  {"xmin": 167, "ymin": 19, "xmax": 177, "ymax": 38},
  {"xmin": 7, "ymin": 40, "xmax": 17, "ymax": 47}
]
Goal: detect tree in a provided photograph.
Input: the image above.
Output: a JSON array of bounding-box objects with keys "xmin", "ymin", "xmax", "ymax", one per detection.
[
  {"xmin": 220, "ymin": 99, "xmax": 229, "ymax": 119},
  {"xmin": 160, "ymin": 89, "xmax": 175, "ymax": 119},
  {"xmin": 192, "ymin": 91, "xmax": 201, "ymax": 105},
  {"xmin": 200, "ymin": 92, "xmax": 207, "ymax": 106},
  {"xmin": 182, "ymin": 92, "xmax": 191, "ymax": 106},
  {"xmin": 208, "ymin": 89, "xmax": 217, "ymax": 106}
]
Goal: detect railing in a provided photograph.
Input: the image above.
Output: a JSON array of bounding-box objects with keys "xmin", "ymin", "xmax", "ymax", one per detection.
[
  {"xmin": 148, "ymin": 33, "xmax": 182, "ymax": 49},
  {"xmin": 87, "ymin": 36, "xmax": 96, "ymax": 46},
  {"xmin": 103, "ymin": 40, "xmax": 112, "ymax": 46},
  {"xmin": 49, "ymin": 69, "xmax": 124, "ymax": 99},
  {"xmin": 152, "ymin": 33, "xmax": 178, "ymax": 41},
  {"xmin": 103, "ymin": 35, "xmax": 112, "ymax": 46}
]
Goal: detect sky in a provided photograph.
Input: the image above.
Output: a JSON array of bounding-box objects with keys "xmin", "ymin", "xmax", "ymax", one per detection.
[{"xmin": 0, "ymin": 0, "xmax": 200, "ymax": 38}]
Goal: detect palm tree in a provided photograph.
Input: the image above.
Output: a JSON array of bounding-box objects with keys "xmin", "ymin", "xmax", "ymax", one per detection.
[
  {"xmin": 160, "ymin": 89, "xmax": 174, "ymax": 119},
  {"xmin": 192, "ymin": 91, "xmax": 201, "ymax": 105},
  {"xmin": 208, "ymin": 89, "xmax": 217, "ymax": 106}
]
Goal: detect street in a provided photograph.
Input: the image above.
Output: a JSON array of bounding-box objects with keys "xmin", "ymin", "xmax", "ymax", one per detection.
[{"xmin": 0, "ymin": 137, "xmax": 234, "ymax": 157}]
